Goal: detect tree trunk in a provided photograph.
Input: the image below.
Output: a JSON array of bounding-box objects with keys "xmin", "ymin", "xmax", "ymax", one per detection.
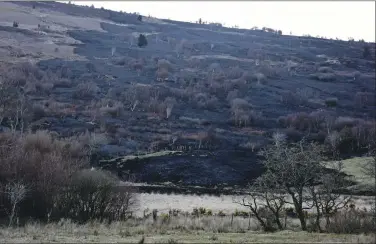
[
  {"xmin": 274, "ymin": 211, "xmax": 284, "ymax": 230},
  {"xmin": 291, "ymin": 194, "xmax": 307, "ymax": 231},
  {"xmin": 296, "ymin": 208, "xmax": 307, "ymax": 231},
  {"xmin": 251, "ymin": 210, "xmax": 270, "ymax": 232},
  {"xmin": 315, "ymin": 210, "xmax": 322, "ymax": 232},
  {"xmin": 311, "ymin": 188, "xmax": 322, "ymax": 232},
  {"xmin": 325, "ymin": 214, "xmax": 331, "ymax": 229},
  {"xmin": 9, "ymin": 203, "xmax": 16, "ymax": 227}
]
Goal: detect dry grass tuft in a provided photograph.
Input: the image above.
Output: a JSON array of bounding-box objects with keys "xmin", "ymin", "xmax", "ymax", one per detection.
[{"xmin": 0, "ymin": 214, "xmax": 375, "ymax": 243}]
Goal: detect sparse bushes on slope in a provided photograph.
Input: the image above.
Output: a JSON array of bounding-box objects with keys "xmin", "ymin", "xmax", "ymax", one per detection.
[
  {"xmin": 230, "ymin": 98, "xmax": 261, "ymax": 127},
  {"xmin": 277, "ymin": 112, "xmax": 315, "ymax": 132},
  {"xmin": 120, "ymin": 84, "xmax": 178, "ymax": 116},
  {"xmin": 193, "ymin": 93, "xmax": 219, "ymax": 110},
  {"xmin": 99, "ymin": 101, "xmax": 124, "ymax": 118},
  {"xmin": 111, "ymin": 57, "xmax": 127, "ymax": 66},
  {"xmin": 156, "ymin": 59, "xmax": 173, "ymax": 81},
  {"xmin": 354, "ymin": 91, "xmax": 375, "ymax": 108},
  {"xmin": 129, "ymin": 59, "xmax": 145, "ymax": 70},
  {"xmin": 157, "ymin": 59, "xmax": 173, "ymax": 71},
  {"xmin": 186, "ymin": 129, "xmax": 219, "ymax": 150},
  {"xmin": 279, "ymin": 90, "xmax": 308, "ymax": 107},
  {"xmin": 175, "ymin": 39, "xmax": 192, "ymax": 58},
  {"xmin": 129, "ymin": 59, "xmax": 144, "ymax": 75},
  {"xmin": 277, "ymin": 111, "xmax": 376, "ymax": 154},
  {"xmin": 227, "ymin": 66, "xmax": 244, "ymax": 80},
  {"xmin": 1, "ymin": 62, "xmax": 49, "ymax": 88},
  {"xmin": 0, "ymin": 62, "xmax": 86, "ymax": 125},
  {"xmin": 73, "ymin": 82, "xmax": 99, "ymax": 100},
  {"xmin": 210, "ymin": 70, "xmax": 227, "ymax": 84},
  {"xmin": 231, "ymin": 98, "xmax": 250, "ymax": 112},
  {"xmin": 257, "ymin": 63, "xmax": 287, "ymax": 80}
]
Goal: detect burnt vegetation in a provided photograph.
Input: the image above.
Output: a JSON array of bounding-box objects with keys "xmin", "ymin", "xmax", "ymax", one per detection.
[{"xmin": 0, "ymin": 1, "xmax": 375, "ymax": 235}]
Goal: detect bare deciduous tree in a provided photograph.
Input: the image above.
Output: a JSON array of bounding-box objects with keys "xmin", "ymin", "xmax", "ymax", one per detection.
[
  {"xmin": 308, "ymin": 160, "xmax": 352, "ymax": 232},
  {"xmin": 175, "ymin": 40, "xmax": 183, "ymax": 58},
  {"xmin": 127, "ymin": 35, "xmax": 137, "ymax": 48},
  {"xmin": 131, "ymin": 100, "xmax": 139, "ymax": 112},
  {"xmin": 326, "ymin": 131, "xmax": 341, "ymax": 158},
  {"xmin": 234, "ymin": 177, "xmax": 286, "ymax": 231},
  {"xmin": 54, "ymin": 169, "xmax": 137, "ymax": 223},
  {"xmin": 164, "ymin": 97, "xmax": 176, "ymax": 119},
  {"xmin": 255, "ymin": 73, "xmax": 266, "ymax": 85},
  {"xmin": 0, "ymin": 83, "xmax": 29, "ymax": 134},
  {"xmin": 272, "ymin": 131, "xmax": 287, "ymax": 148},
  {"xmin": 230, "ymin": 98, "xmax": 251, "ymax": 127},
  {"xmin": 3, "ymin": 182, "xmax": 28, "ymax": 227},
  {"xmin": 239, "ymin": 135, "xmax": 358, "ymax": 232},
  {"xmin": 10, "ymin": 93, "xmax": 28, "ymax": 134},
  {"xmin": 258, "ymin": 139, "xmax": 325, "ymax": 231}
]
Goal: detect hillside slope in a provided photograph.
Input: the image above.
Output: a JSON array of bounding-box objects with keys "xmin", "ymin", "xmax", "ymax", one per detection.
[{"xmin": 1, "ymin": 1, "xmax": 375, "ymax": 187}]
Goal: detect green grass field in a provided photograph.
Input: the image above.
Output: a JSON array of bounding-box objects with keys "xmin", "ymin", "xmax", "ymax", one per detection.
[
  {"xmin": 325, "ymin": 157, "xmax": 375, "ymax": 193},
  {"xmin": 100, "ymin": 151, "xmax": 182, "ymax": 164}
]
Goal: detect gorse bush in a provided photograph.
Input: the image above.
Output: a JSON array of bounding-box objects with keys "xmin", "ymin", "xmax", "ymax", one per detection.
[
  {"xmin": 325, "ymin": 97, "xmax": 338, "ymax": 107},
  {"xmin": 138, "ymin": 34, "xmax": 148, "ymax": 47}
]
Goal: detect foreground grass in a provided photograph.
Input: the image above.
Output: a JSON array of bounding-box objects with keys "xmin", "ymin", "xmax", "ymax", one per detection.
[
  {"xmin": 0, "ymin": 218, "xmax": 374, "ymax": 243},
  {"xmin": 1, "ymin": 227, "xmax": 374, "ymax": 243}
]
